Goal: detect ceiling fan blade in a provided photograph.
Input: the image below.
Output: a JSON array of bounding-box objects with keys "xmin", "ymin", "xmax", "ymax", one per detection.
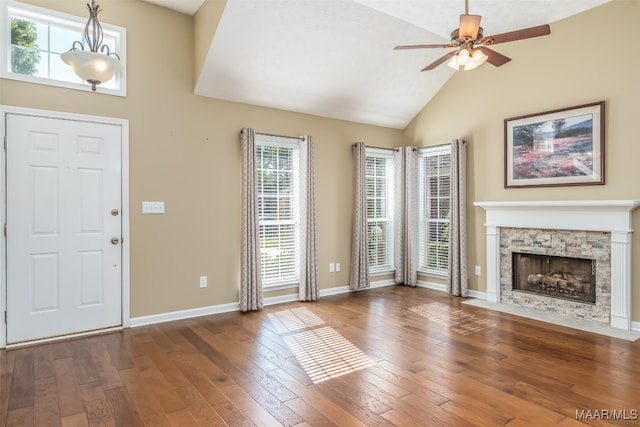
[
  {"xmin": 459, "ymin": 14, "xmax": 481, "ymax": 40},
  {"xmin": 394, "ymin": 44, "xmax": 456, "ymax": 50},
  {"xmin": 478, "ymin": 47, "xmax": 511, "ymax": 67},
  {"xmin": 481, "ymin": 24, "xmax": 550, "ymax": 45},
  {"xmin": 421, "ymin": 51, "xmax": 457, "ymax": 71}
]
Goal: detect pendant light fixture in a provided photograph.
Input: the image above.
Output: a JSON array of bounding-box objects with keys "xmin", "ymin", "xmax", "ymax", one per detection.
[{"xmin": 61, "ymin": 0, "xmax": 121, "ymax": 92}]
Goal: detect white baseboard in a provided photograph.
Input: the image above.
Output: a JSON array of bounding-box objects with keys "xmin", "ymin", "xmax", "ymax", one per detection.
[
  {"xmin": 319, "ymin": 285, "xmax": 350, "ymax": 297},
  {"xmin": 130, "ymin": 278, "xmax": 396, "ymax": 328},
  {"xmin": 468, "ymin": 289, "xmax": 487, "ymax": 299},
  {"xmin": 417, "ymin": 280, "xmax": 446, "ymax": 292},
  {"xmin": 370, "ymin": 279, "xmax": 397, "ymax": 288},
  {"xmin": 633, "ymin": 321, "xmax": 640, "ymax": 332},
  {"xmin": 130, "ymin": 301, "xmax": 241, "ymax": 327},
  {"xmin": 417, "ymin": 280, "xmax": 487, "ymax": 300}
]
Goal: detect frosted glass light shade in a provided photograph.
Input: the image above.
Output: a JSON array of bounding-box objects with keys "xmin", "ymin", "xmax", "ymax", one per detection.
[
  {"xmin": 61, "ymin": 50, "xmax": 122, "ymax": 91},
  {"xmin": 456, "ymin": 49, "xmax": 470, "ymax": 65},
  {"xmin": 463, "ymin": 58, "xmax": 478, "ymax": 70},
  {"xmin": 446, "ymin": 56, "xmax": 460, "ymax": 70},
  {"xmin": 471, "ymin": 49, "xmax": 488, "ymax": 66}
]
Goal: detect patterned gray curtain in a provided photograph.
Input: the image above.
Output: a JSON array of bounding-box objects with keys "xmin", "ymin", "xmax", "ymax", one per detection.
[
  {"xmin": 394, "ymin": 147, "xmax": 418, "ymax": 286},
  {"xmin": 349, "ymin": 142, "xmax": 369, "ymax": 290},
  {"xmin": 448, "ymin": 139, "xmax": 468, "ymax": 296},
  {"xmin": 240, "ymin": 128, "xmax": 263, "ymax": 311},
  {"xmin": 299, "ymin": 135, "xmax": 319, "ymax": 301}
]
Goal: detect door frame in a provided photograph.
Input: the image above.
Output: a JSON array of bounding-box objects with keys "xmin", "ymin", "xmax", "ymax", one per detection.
[{"xmin": 1, "ymin": 105, "xmax": 130, "ymax": 348}]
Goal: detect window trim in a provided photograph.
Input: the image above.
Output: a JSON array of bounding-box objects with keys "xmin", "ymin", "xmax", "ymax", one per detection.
[
  {"xmin": 418, "ymin": 144, "xmax": 451, "ymax": 277},
  {"xmin": 255, "ymin": 134, "xmax": 302, "ymax": 289},
  {"xmin": 365, "ymin": 147, "xmax": 395, "ymax": 275},
  {"xmin": 1, "ymin": 0, "xmax": 127, "ymax": 96}
]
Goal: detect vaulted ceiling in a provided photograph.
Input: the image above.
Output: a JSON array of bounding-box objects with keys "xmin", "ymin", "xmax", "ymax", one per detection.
[{"xmin": 143, "ymin": 0, "xmax": 611, "ymax": 129}]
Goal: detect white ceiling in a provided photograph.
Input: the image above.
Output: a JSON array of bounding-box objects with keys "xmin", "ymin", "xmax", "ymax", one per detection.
[{"xmin": 144, "ymin": 0, "xmax": 611, "ymax": 129}]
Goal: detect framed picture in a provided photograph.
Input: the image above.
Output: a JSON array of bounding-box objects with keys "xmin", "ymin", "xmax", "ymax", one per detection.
[{"xmin": 504, "ymin": 101, "xmax": 605, "ymax": 188}]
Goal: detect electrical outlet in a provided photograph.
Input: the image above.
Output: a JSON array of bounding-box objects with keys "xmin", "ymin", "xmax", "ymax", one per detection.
[
  {"xmin": 475, "ymin": 265, "xmax": 481, "ymax": 276},
  {"xmin": 329, "ymin": 263, "xmax": 335, "ymax": 273},
  {"xmin": 335, "ymin": 263, "xmax": 341, "ymax": 272},
  {"xmin": 199, "ymin": 276, "xmax": 208, "ymax": 288}
]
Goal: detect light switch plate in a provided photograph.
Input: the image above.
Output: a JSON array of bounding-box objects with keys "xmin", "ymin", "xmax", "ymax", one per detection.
[{"xmin": 142, "ymin": 201, "xmax": 165, "ymax": 214}]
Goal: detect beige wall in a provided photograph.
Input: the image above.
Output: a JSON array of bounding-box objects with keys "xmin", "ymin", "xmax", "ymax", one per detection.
[
  {"xmin": 2, "ymin": 0, "xmax": 402, "ymax": 317},
  {"xmin": 404, "ymin": 0, "xmax": 640, "ymax": 321},
  {"xmin": 194, "ymin": 0, "xmax": 225, "ymax": 83}
]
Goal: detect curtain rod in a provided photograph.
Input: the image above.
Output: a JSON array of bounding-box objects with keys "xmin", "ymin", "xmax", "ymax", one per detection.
[
  {"xmin": 359, "ymin": 144, "xmax": 423, "ymax": 152},
  {"xmin": 417, "ymin": 142, "xmax": 453, "ymax": 150},
  {"xmin": 356, "ymin": 144, "xmax": 399, "ymax": 152},
  {"xmin": 252, "ymin": 131, "xmax": 304, "ymax": 141}
]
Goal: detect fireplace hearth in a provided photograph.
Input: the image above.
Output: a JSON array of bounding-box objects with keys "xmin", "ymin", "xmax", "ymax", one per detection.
[
  {"xmin": 475, "ymin": 200, "xmax": 640, "ymax": 330},
  {"xmin": 512, "ymin": 252, "xmax": 596, "ymax": 304}
]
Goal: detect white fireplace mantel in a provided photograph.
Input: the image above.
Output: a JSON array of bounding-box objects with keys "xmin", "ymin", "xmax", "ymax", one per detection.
[{"xmin": 474, "ymin": 200, "xmax": 640, "ymax": 330}]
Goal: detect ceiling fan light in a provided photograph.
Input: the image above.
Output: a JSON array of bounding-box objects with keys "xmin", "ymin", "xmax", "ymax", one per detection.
[
  {"xmin": 463, "ymin": 57, "xmax": 478, "ymax": 71},
  {"xmin": 471, "ymin": 49, "xmax": 488, "ymax": 66},
  {"xmin": 456, "ymin": 49, "xmax": 470, "ymax": 65},
  {"xmin": 446, "ymin": 55, "xmax": 460, "ymax": 70}
]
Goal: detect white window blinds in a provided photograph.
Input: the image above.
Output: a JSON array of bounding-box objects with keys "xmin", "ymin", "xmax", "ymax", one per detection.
[
  {"xmin": 419, "ymin": 145, "xmax": 451, "ymax": 274},
  {"xmin": 365, "ymin": 149, "xmax": 394, "ymax": 273},
  {"xmin": 256, "ymin": 136, "xmax": 301, "ymax": 286}
]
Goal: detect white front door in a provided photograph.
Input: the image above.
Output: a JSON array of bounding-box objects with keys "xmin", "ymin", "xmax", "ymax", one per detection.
[{"xmin": 6, "ymin": 113, "xmax": 122, "ymax": 344}]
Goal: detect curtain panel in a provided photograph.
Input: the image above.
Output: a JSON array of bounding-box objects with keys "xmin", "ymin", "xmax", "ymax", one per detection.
[
  {"xmin": 394, "ymin": 147, "xmax": 419, "ymax": 286},
  {"xmin": 349, "ymin": 142, "xmax": 369, "ymax": 290},
  {"xmin": 448, "ymin": 139, "xmax": 468, "ymax": 297},
  {"xmin": 240, "ymin": 128, "xmax": 263, "ymax": 311},
  {"xmin": 299, "ymin": 135, "xmax": 319, "ymax": 301}
]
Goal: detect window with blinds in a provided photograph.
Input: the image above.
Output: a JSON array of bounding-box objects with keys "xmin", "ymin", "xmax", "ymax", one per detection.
[
  {"xmin": 256, "ymin": 136, "xmax": 301, "ymax": 287},
  {"xmin": 418, "ymin": 145, "xmax": 451, "ymax": 275},
  {"xmin": 365, "ymin": 149, "xmax": 394, "ymax": 273}
]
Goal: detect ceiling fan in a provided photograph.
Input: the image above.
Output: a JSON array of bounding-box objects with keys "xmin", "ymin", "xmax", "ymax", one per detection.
[{"xmin": 394, "ymin": 0, "xmax": 551, "ymax": 71}]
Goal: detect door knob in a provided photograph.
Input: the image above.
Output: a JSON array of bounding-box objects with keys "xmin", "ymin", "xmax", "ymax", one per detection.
[
  {"xmin": 111, "ymin": 237, "xmax": 120, "ymax": 245},
  {"xmin": 111, "ymin": 209, "xmax": 119, "ymax": 216}
]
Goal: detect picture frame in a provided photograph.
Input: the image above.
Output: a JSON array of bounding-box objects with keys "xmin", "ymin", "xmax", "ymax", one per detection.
[{"xmin": 504, "ymin": 101, "xmax": 605, "ymax": 188}]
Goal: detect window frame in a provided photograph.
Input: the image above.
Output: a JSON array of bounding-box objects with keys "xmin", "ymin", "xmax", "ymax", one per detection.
[
  {"xmin": 418, "ymin": 144, "xmax": 451, "ymax": 277},
  {"xmin": 255, "ymin": 134, "xmax": 302, "ymax": 290},
  {"xmin": 1, "ymin": 0, "xmax": 127, "ymax": 96},
  {"xmin": 365, "ymin": 147, "xmax": 395, "ymax": 275}
]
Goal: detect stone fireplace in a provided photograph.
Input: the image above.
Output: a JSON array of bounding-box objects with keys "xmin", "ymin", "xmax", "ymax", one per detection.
[
  {"xmin": 501, "ymin": 228, "xmax": 609, "ymax": 323},
  {"xmin": 474, "ymin": 200, "xmax": 640, "ymax": 330},
  {"xmin": 512, "ymin": 252, "xmax": 596, "ymax": 304}
]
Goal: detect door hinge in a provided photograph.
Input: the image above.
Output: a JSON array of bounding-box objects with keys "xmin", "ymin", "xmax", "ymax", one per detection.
[
  {"xmin": 3, "ymin": 135, "xmax": 6, "ymax": 150},
  {"xmin": 4, "ymin": 311, "xmax": 6, "ymax": 323},
  {"xmin": 3, "ymin": 223, "xmax": 5, "ymax": 237}
]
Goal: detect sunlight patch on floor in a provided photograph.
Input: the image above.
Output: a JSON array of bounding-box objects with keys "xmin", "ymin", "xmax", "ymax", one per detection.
[
  {"xmin": 283, "ymin": 326, "xmax": 376, "ymax": 384},
  {"xmin": 267, "ymin": 307, "xmax": 326, "ymax": 333},
  {"xmin": 409, "ymin": 302, "xmax": 492, "ymax": 335}
]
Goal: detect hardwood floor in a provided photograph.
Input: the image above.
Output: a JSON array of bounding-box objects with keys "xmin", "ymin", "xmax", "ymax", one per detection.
[{"xmin": 2, "ymin": 286, "xmax": 639, "ymax": 426}]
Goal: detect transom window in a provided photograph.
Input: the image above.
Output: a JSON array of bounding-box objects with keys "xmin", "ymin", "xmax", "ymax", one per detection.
[
  {"xmin": 2, "ymin": 0, "xmax": 126, "ymax": 95},
  {"xmin": 418, "ymin": 145, "xmax": 451, "ymax": 275},
  {"xmin": 365, "ymin": 148, "xmax": 394, "ymax": 274}
]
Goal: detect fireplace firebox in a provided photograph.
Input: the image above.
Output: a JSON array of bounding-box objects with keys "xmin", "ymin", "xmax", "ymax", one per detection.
[{"xmin": 512, "ymin": 252, "xmax": 596, "ymax": 304}]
